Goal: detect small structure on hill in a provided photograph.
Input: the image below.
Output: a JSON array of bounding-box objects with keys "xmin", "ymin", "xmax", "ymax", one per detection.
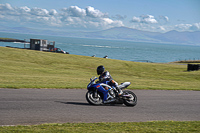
[
  {"xmin": 5, "ymin": 38, "xmax": 68, "ymax": 54},
  {"xmin": 30, "ymin": 39, "xmax": 55, "ymax": 51},
  {"xmin": 187, "ymin": 64, "xmax": 200, "ymax": 71}
]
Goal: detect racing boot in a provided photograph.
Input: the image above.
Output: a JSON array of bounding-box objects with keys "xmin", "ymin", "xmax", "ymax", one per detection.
[{"xmin": 116, "ymin": 87, "xmax": 123, "ymax": 96}]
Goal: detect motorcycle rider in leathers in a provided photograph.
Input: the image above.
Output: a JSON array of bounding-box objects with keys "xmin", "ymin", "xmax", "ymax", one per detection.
[{"xmin": 97, "ymin": 65, "xmax": 123, "ymax": 96}]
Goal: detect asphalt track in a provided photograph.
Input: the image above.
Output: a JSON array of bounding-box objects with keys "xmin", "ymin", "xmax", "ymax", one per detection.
[{"xmin": 0, "ymin": 88, "xmax": 199, "ymax": 125}]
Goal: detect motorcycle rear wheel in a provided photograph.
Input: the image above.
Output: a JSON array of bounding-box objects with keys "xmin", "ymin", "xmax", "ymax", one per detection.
[
  {"xmin": 123, "ymin": 90, "xmax": 137, "ymax": 107},
  {"xmin": 86, "ymin": 91, "xmax": 102, "ymax": 105}
]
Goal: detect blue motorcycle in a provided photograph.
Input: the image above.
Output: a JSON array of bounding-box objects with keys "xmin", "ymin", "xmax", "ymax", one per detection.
[{"xmin": 86, "ymin": 77, "xmax": 137, "ymax": 106}]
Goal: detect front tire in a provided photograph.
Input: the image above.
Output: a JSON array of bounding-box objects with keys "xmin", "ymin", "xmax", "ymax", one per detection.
[
  {"xmin": 86, "ymin": 91, "xmax": 102, "ymax": 105},
  {"xmin": 123, "ymin": 90, "xmax": 137, "ymax": 107}
]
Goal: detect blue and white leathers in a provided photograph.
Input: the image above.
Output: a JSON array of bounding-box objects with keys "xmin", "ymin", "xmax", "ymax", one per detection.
[
  {"xmin": 87, "ymin": 78, "xmax": 111, "ymax": 102},
  {"xmin": 96, "ymin": 84, "xmax": 109, "ymax": 102}
]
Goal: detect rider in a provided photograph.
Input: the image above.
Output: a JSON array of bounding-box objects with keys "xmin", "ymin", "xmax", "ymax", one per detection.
[{"xmin": 97, "ymin": 65, "xmax": 123, "ymax": 95}]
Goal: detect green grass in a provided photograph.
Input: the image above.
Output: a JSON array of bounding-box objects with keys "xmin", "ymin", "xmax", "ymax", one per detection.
[
  {"xmin": 0, "ymin": 121, "xmax": 199, "ymax": 133},
  {"xmin": 0, "ymin": 37, "xmax": 14, "ymax": 40},
  {"xmin": 0, "ymin": 47, "xmax": 199, "ymax": 132},
  {"xmin": 0, "ymin": 46, "xmax": 200, "ymax": 90}
]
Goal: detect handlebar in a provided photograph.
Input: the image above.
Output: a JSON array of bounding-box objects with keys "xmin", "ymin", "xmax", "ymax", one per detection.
[
  {"xmin": 90, "ymin": 77, "xmax": 97, "ymax": 81},
  {"xmin": 89, "ymin": 77, "xmax": 98, "ymax": 84}
]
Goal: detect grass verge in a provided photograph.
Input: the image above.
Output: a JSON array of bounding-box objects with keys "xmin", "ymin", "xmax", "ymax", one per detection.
[
  {"xmin": 172, "ymin": 60, "xmax": 200, "ymax": 63},
  {"xmin": 0, "ymin": 46, "xmax": 200, "ymax": 90},
  {"xmin": 0, "ymin": 121, "xmax": 199, "ymax": 133}
]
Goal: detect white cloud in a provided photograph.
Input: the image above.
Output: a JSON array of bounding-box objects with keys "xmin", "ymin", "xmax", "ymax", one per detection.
[
  {"xmin": 175, "ymin": 23, "xmax": 200, "ymax": 31},
  {"xmin": 101, "ymin": 18, "xmax": 124, "ymax": 28},
  {"xmin": 0, "ymin": 3, "xmax": 15, "ymax": 16},
  {"xmin": 131, "ymin": 16, "xmax": 140, "ymax": 23},
  {"xmin": 131, "ymin": 22, "xmax": 200, "ymax": 33},
  {"xmin": 0, "ymin": 3, "xmax": 199, "ymax": 32},
  {"xmin": 112, "ymin": 20, "xmax": 124, "ymax": 27},
  {"xmin": 59, "ymin": 6, "xmax": 122, "ymax": 29},
  {"xmin": 18, "ymin": 6, "xmax": 31, "ymax": 14},
  {"xmin": 103, "ymin": 18, "xmax": 113, "ymax": 24},
  {"xmin": 189, "ymin": 23, "xmax": 200, "ymax": 31},
  {"xmin": 30, "ymin": 7, "xmax": 49, "ymax": 16},
  {"xmin": 141, "ymin": 15, "xmax": 158, "ymax": 24},
  {"xmin": 130, "ymin": 15, "xmax": 164, "ymax": 32},
  {"xmin": 65, "ymin": 6, "xmax": 86, "ymax": 17},
  {"xmin": 130, "ymin": 15, "xmax": 158, "ymax": 24},
  {"xmin": 0, "ymin": 3, "xmax": 123, "ymax": 30},
  {"xmin": 129, "ymin": 14, "xmax": 199, "ymax": 32},
  {"xmin": 49, "ymin": 9, "xmax": 58, "ymax": 16},
  {"xmin": 0, "ymin": 3, "xmax": 13, "ymax": 11},
  {"xmin": 158, "ymin": 26, "xmax": 166, "ymax": 31},
  {"xmin": 86, "ymin": 6, "xmax": 107, "ymax": 18},
  {"xmin": 159, "ymin": 16, "xmax": 169, "ymax": 22}
]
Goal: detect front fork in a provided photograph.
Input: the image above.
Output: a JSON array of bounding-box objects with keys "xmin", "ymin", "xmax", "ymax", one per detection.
[{"xmin": 93, "ymin": 89, "xmax": 98, "ymax": 98}]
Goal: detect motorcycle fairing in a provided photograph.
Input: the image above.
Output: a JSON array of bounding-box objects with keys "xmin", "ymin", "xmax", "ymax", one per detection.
[{"xmin": 88, "ymin": 83, "xmax": 109, "ymax": 102}]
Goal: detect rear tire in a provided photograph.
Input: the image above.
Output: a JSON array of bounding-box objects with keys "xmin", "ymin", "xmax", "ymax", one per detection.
[
  {"xmin": 123, "ymin": 90, "xmax": 137, "ymax": 107},
  {"xmin": 86, "ymin": 91, "xmax": 102, "ymax": 105}
]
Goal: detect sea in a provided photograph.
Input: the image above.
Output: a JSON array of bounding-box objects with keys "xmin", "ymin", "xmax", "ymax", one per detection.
[{"xmin": 0, "ymin": 32, "xmax": 200, "ymax": 63}]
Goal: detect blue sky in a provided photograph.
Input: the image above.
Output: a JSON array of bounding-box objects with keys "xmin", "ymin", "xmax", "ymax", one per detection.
[{"xmin": 0, "ymin": 0, "xmax": 200, "ymax": 33}]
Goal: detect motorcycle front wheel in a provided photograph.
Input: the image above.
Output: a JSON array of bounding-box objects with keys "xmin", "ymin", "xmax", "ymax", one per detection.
[
  {"xmin": 123, "ymin": 90, "xmax": 137, "ymax": 107},
  {"xmin": 86, "ymin": 91, "xmax": 102, "ymax": 105}
]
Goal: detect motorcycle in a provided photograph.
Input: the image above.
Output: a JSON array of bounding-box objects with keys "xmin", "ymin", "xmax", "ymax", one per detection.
[{"xmin": 86, "ymin": 77, "xmax": 137, "ymax": 106}]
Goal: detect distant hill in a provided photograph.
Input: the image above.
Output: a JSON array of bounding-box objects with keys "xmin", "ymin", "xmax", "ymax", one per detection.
[
  {"xmin": 82, "ymin": 27, "xmax": 161, "ymax": 42},
  {"xmin": 155, "ymin": 30, "xmax": 200, "ymax": 45},
  {"xmin": 83, "ymin": 27, "xmax": 200, "ymax": 45},
  {"xmin": 1, "ymin": 26, "xmax": 200, "ymax": 45}
]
